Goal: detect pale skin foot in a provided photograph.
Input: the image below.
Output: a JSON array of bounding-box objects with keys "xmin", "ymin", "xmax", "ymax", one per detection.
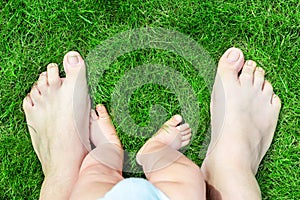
[
  {"xmin": 70, "ymin": 105, "xmax": 124, "ymax": 200},
  {"xmin": 201, "ymin": 48, "xmax": 281, "ymax": 200},
  {"xmin": 139, "ymin": 114, "xmax": 192, "ymax": 152},
  {"xmin": 22, "ymin": 51, "xmax": 91, "ymax": 199},
  {"xmin": 137, "ymin": 115, "xmax": 206, "ymax": 200}
]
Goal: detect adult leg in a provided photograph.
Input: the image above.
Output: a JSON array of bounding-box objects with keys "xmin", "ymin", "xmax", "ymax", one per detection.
[
  {"xmin": 201, "ymin": 48, "xmax": 281, "ymax": 199},
  {"xmin": 23, "ymin": 52, "xmax": 91, "ymax": 199},
  {"xmin": 137, "ymin": 115, "xmax": 206, "ymax": 200}
]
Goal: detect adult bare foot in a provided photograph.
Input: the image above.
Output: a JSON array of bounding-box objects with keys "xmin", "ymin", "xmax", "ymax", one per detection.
[
  {"xmin": 23, "ymin": 51, "xmax": 91, "ymax": 200},
  {"xmin": 70, "ymin": 104, "xmax": 124, "ymax": 200},
  {"xmin": 201, "ymin": 48, "xmax": 281, "ymax": 200}
]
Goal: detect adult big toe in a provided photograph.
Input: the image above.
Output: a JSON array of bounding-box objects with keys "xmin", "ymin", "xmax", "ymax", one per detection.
[
  {"xmin": 217, "ymin": 47, "xmax": 245, "ymax": 82},
  {"xmin": 63, "ymin": 51, "xmax": 86, "ymax": 77}
]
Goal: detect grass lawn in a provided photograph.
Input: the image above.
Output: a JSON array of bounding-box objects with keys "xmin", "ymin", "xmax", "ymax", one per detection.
[{"xmin": 0, "ymin": 0, "xmax": 299, "ymax": 199}]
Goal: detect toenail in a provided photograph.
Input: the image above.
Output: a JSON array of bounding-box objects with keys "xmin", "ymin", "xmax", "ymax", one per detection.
[
  {"xmin": 48, "ymin": 63, "xmax": 57, "ymax": 68},
  {"xmin": 67, "ymin": 55, "xmax": 79, "ymax": 65},
  {"xmin": 227, "ymin": 49, "xmax": 240, "ymax": 62},
  {"xmin": 256, "ymin": 67, "xmax": 264, "ymax": 73},
  {"xmin": 247, "ymin": 60, "xmax": 254, "ymax": 66}
]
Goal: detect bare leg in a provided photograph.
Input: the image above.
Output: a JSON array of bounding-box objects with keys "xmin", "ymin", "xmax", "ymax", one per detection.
[
  {"xmin": 23, "ymin": 52, "xmax": 91, "ymax": 199},
  {"xmin": 201, "ymin": 48, "xmax": 281, "ymax": 199},
  {"xmin": 70, "ymin": 105, "xmax": 124, "ymax": 200},
  {"xmin": 137, "ymin": 115, "xmax": 206, "ymax": 200}
]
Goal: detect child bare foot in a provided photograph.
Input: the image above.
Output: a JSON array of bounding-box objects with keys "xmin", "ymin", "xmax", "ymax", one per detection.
[
  {"xmin": 140, "ymin": 114, "xmax": 191, "ymax": 152},
  {"xmin": 90, "ymin": 105, "xmax": 122, "ymax": 150},
  {"xmin": 137, "ymin": 115, "xmax": 206, "ymax": 200},
  {"xmin": 137, "ymin": 114, "xmax": 192, "ymax": 172},
  {"xmin": 70, "ymin": 105, "xmax": 124, "ymax": 200},
  {"xmin": 23, "ymin": 51, "xmax": 91, "ymax": 199},
  {"xmin": 82, "ymin": 104, "xmax": 123, "ymax": 172},
  {"xmin": 201, "ymin": 48, "xmax": 281, "ymax": 200}
]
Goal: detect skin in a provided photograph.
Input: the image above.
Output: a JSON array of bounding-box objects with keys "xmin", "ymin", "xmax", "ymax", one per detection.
[
  {"xmin": 136, "ymin": 114, "xmax": 206, "ymax": 200},
  {"xmin": 69, "ymin": 105, "xmax": 124, "ymax": 200},
  {"xmin": 201, "ymin": 47, "xmax": 281, "ymax": 200},
  {"xmin": 23, "ymin": 47, "xmax": 281, "ymax": 200},
  {"xmin": 70, "ymin": 110, "xmax": 205, "ymax": 200},
  {"xmin": 23, "ymin": 51, "xmax": 91, "ymax": 199},
  {"xmin": 23, "ymin": 50, "xmax": 203, "ymax": 200}
]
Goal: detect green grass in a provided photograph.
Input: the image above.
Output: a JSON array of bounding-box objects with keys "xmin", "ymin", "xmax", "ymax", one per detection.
[{"xmin": 0, "ymin": 0, "xmax": 299, "ymax": 199}]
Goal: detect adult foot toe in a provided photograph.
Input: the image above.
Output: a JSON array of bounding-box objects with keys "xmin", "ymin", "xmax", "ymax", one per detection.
[
  {"xmin": 37, "ymin": 72, "xmax": 48, "ymax": 95},
  {"xmin": 240, "ymin": 60, "xmax": 257, "ymax": 86},
  {"xmin": 272, "ymin": 94, "xmax": 281, "ymax": 110},
  {"xmin": 23, "ymin": 94, "xmax": 34, "ymax": 111},
  {"xmin": 253, "ymin": 67, "xmax": 265, "ymax": 90},
  {"xmin": 262, "ymin": 80, "xmax": 274, "ymax": 102},
  {"xmin": 63, "ymin": 51, "xmax": 86, "ymax": 79},
  {"xmin": 29, "ymin": 84, "xmax": 41, "ymax": 105},
  {"xmin": 217, "ymin": 47, "xmax": 244, "ymax": 82},
  {"xmin": 47, "ymin": 63, "xmax": 61, "ymax": 87}
]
